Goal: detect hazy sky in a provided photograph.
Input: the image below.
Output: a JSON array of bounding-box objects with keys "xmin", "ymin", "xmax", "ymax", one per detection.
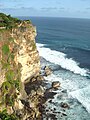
[{"xmin": 0, "ymin": 0, "xmax": 90, "ymax": 18}]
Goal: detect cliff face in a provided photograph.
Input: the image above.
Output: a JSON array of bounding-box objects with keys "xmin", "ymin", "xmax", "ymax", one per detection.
[
  {"xmin": 0, "ymin": 21, "xmax": 40, "ymax": 84},
  {"xmin": 0, "ymin": 16, "xmax": 41, "ymax": 116},
  {"xmin": 13, "ymin": 22, "xmax": 40, "ymax": 83}
]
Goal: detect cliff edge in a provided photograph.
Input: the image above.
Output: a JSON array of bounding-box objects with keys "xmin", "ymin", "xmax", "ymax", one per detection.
[{"xmin": 0, "ymin": 13, "xmax": 42, "ymax": 119}]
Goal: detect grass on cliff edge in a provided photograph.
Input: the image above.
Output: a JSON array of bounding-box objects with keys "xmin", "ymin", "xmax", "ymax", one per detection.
[
  {"xmin": 0, "ymin": 13, "xmax": 21, "ymax": 29},
  {"xmin": 0, "ymin": 13, "xmax": 32, "ymax": 30}
]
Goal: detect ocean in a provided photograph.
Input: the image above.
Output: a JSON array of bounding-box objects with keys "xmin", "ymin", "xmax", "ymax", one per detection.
[{"xmin": 19, "ymin": 17, "xmax": 90, "ymax": 120}]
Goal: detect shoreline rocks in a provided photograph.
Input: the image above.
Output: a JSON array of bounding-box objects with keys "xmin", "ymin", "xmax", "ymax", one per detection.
[
  {"xmin": 52, "ymin": 81, "xmax": 61, "ymax": 89},
  {"xmin": 21, "ymin": 74, "xmax": 46, "ymax": 119},
  {"xmin": 60, "ymin": 102, "xmax": 70, "ymax": 109},
  {"xmin": 44, "ymin": 66, "xmax": 52, "ymax": 76}
]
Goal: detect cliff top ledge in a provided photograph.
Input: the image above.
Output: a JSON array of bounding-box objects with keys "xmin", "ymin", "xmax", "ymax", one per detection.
[{"xmin": 0, "ymin": 13, "xmax": 32, "ymax": 29}]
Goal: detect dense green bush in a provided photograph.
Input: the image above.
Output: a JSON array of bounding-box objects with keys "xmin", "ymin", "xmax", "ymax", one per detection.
[{"xmin": 0, "ymin": 13, "xmax": 22, "ymax": 29}]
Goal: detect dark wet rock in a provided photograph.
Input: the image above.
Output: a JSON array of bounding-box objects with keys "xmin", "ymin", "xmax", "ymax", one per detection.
[
  {"xmin": 44, "ymin": 66, "xmax": 52, "ymax": 76},
  {"xmin": 49, "ymin": 99, "xmax": 52, "ymax": 103},
  {"xmin": 25, "ymin": 79, "xmax": 43, "ymax": 95},
  {"xmin": 39, "ymin": 103, "xmax": 45, "ymax": 113},
  {"xmin": 46, "ymin": 113, "xmax": 57, "ymax": 120},
  {"xmin": 50, "ymin": 109, "xmax": 53, "ymax": 112},
  {"xmin": 36, "ymin": 75, "xmax": 45, "ymax": 81},
  {"xmin": 23, "ymin": 74, "xmax": 46, "ymax": 119},
  {"xmin": 52, "ymin": 81, "xmax": 60, "ymax": 89},
  {"xmin": 60, "ymin": 102, "xmax": 70, "ymax": 109},
  {"xmin": 62, "ymin": 113, "xmax": 67, "ymax": 116},
  {"xmin": 46, "ymin": 109, "xmax": 49, "ymax": 112},
  {"xmin": 63, "ymin": 109, "xmax": 66, "ymax": 112},
  {"xmin": 61, "ymin": 89, "xmax": 67, "ymax": 93},
  {"xmin": 44, "ymin": 91, "xmax": 57, "ymax": 100},
  {"xmin": 46, "ymin": 88, "xmax": 54, "ymax": 92},
  {"xmin": 54, "ymin": 108, "xmax": 56, "ymax": 111}
]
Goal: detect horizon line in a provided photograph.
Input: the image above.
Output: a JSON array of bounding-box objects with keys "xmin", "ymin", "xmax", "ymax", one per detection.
[{"xmin": 13, "ymin": 15, "xmax": 90, "ymax": 20}]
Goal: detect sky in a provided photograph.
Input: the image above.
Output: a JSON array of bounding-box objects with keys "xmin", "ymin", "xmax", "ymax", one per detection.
[{"xmin": 0, "ymin": 0, "xmax": 90, "ymax": 18}]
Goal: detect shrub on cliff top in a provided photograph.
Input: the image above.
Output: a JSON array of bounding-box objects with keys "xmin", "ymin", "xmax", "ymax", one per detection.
[{"xmin": 0, "ymin": 13, "xmax": 22, "ymax": 29}]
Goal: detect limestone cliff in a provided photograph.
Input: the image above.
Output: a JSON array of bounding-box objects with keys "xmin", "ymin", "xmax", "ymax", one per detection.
[
  {"xmin": 0, "ymin": 13, "xmax": 41, "ymax": 118},
  {"xmin": 13, "ymin": 21, "xmax": 40, "ymax": 83},
  {"xmin": 12, "ymin": 21, "xmax": 40, "ymax": 100}
]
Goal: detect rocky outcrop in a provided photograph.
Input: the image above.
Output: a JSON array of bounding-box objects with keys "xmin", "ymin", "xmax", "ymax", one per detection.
[
  {"xmin": 12, "ymin": 21, "xmax": 40, "ymax": 100},
  {"xmin": 44, "ymin": 66, "xmax": 52, "ymax": 76},
  {"xmin": 60, "ymin": 102, "xmax": 70, "ymax": 109},
  {"xmin": 13, "ymin": 22, "xmax": 40, "ymax": 83},
  {"xmin": 0, "ymin": 15, "xmax": 41, "ymax": 119},
  {"xmin": 12, "ymin": 22, "xmax": 40, "ymax": 82},
  {"xmin": 24, "ymin": 75, "xmax": 45, "ymax": 119},
  {"xmin": 52, "ymin": 81, "xmax": 60, "ymax": 89}
]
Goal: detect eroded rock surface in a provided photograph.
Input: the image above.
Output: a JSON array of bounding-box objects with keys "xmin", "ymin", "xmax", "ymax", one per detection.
[{"xmin": 0, "ymin": 14, "xmax": 41, "ymax": 120}]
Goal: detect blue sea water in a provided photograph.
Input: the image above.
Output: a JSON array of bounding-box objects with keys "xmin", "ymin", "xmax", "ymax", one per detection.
[
  {"xmin": 19, "ymin": 17, "xmax": 90, "ymax": 119},
  {"xmin": 19, "ymin": 17, "xmax": 90, "ymax": 70},
  {"xmin": 31, "ymin": 17, "xmax": 90, "ymax": 70}
]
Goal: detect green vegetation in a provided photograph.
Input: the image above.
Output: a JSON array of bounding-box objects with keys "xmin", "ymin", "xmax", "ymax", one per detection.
[
  {"xmin": 25, "ymin": 20, "xmax": 32, "ymax": 24},
  {"xmin": 33, "ymin": 43, "xmax": 36, "ymax": 50},
  {"xmin": 1, "ymin": 41, "xmax": 21, "ymax": 105},
  {"xmin": 2, "ymin": 44, "xmax": 10, "ymax": 54},
  {"xmin": 0, "ymin": 13, "xmax": 34, "ymax": 119},
  {"xmin": 0, "ymin": 13, "xmax": 22, "ymax": 29},
  {"xmin": 30, "ymin": 41, "xmax": 36, "ymax": 51},
  {"xmin": 0, "ymin": 109, "xmax": 18, "ymax": 120},
  {"xmin": 0, "ymin": 35, "xmax": 21, "ymax": 119},
  {"xmin": 8, "ymin": 37, "xmax": 14, "ymax": 42}
]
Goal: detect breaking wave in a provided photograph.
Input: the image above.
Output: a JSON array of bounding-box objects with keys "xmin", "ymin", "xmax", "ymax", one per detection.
[{"xmin": 36, "ymin": 43, "xmax": 88, "ymax": 76}]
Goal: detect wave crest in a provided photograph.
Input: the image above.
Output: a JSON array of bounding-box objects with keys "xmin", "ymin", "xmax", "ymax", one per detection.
[{"xmin": 37, "ymin": 43, "xmax": 88, "ymax": 76}]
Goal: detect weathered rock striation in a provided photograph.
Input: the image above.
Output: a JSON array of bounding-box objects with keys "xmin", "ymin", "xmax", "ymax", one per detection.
[
  {"xmin": 0, "ymin": 13, "xmax": 41, "ymax": 119},
  {"xmin": 13, "ymin": 22, "xmax": 40, "ymax": 83},
  {"xmin": 12, "ymin": 21, "xmax": 41, "ymax": 100}
]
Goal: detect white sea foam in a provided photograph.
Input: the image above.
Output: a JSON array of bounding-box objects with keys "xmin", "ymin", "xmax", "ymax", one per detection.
[
  {"xmin": 69, "ymin": 86, "xmax": 90, "ymax": 113},
  {"xmin": 44, "ymin": 73, "xmax": 90, "ymax": 114},
  {"xmin": 36, "ymin": 43, "xmax": 44, "ymax": 47},
  {"xmin": 44, "ymin": 72, "xmax": 90, "ymax": 114},
  {"xmin": 36, "ymin": 43, "xmax": 90, "ymax": 115},
  {"xmin": 36, "ymin": 43, "xmax": 88, "ymax": 76}
]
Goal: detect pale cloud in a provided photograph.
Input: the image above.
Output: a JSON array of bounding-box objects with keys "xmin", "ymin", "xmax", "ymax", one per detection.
[
  {"xmin": 0, "ymin": 7, "xmax": 37, "ymax": 11},
  {"xmin": 41, "ymin": 7, "xmax": 57, "ymax": 11},
  {"xmin": 0, "ymin": 0, "xmax": 90, "ymax": 18},
  {"xmin": 59, "ymin": 7, "xmax": 65, "ymax": 10}
]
